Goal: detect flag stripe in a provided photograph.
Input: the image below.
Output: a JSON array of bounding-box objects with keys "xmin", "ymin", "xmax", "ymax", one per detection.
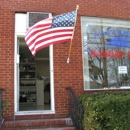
[
  {"xmin": 30, "ymin": 34, "xmax": 73, "ymax": 51},
  {"xmin": 25, "ymin": 25, "xmax": 52, "ymax": 41},
  {"xmin": 25, "ymin": 26, "xmax": 51, "ymax": 42},
  {"xmin": 25, "ymin": 10, "xmax": 77, "ymax": 56},
  {"xmin": 25, "ymin": 17, "xmax": 53, "ymax": 36},
  {"xmin": 28, "ymin": 29, "xmax": 73, "ymax": 49},
  {"xmin": 31, "ymin": 37, "xmax": 71, "ymax": 56},
  {"xmin": 27, "ymin": 27, "xmax": 73, "ymax": 45}
]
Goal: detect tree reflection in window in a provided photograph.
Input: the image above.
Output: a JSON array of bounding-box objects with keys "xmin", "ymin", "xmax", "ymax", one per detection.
[{"xmin": 84, "ymin": 24, "xmax": 130, "ymax": 89}]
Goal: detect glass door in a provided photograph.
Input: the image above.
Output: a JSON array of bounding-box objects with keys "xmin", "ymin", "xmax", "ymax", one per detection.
[{"xmin": 17, "ymin": 37, "xmax": 51, "ymax": 111}]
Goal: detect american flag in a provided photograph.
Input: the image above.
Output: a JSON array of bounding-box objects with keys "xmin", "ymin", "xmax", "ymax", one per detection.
[{"xmin": 25, "ymin": 10, "xmax": 77, "ymax": 56}]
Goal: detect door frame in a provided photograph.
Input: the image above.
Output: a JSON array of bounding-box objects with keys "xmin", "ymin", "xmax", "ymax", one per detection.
[{"xmin": 14, "ymin": 34, "xmax": 55, "ymax": 115}]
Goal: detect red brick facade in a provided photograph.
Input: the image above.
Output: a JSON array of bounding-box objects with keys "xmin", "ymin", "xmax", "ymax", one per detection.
[{"xmin": 1, "ymin": 0, "xmax": 130, "ymax": 120}]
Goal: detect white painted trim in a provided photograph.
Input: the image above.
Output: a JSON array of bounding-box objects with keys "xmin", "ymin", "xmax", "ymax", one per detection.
[
  {"xmin": 15, "ymin": 110, "xmax": 55, "ymax": 115},
  {"xmin": 14, "ymin": 33, "xmax": 25, "ymax": 113},
  {"xmin": 81, "ymin": 16, "xmax": 130, "ymax": 90},
  {"xmin": 14, "ymin": 34, "xmax": 17, "ymax": 113},
  {"xmin": 14, "ymin": 13, "xmax": 55, "ymax": 115},
  {"xmin": 49, "ymin": 45, "xmax": 55, "ymax": 111}
]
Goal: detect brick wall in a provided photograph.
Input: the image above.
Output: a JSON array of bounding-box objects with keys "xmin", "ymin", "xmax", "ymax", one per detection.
[{"xmin": 1, "ymin": 0, "xmax": 130, "ymax": 120}]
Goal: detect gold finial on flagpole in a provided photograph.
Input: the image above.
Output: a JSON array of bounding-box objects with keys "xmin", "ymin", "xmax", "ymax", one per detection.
[{"xmin": 76, "ymin": 5, "xmax": 79, "ymax": 10}]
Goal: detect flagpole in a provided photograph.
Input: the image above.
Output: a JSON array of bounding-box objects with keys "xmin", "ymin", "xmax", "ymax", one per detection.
[{"xmin": 67, "ymin": 5, "xmax": 79, "ymax": 63}]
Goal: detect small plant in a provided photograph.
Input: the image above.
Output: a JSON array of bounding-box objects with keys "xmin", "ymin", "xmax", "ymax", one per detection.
[
  {"xmin": 1, "ymin": 102, "xmax": 10, "ymax": 111},
  {"xmin": 0, "ymin": 101, "xmax": 10, "ymax": 125}
]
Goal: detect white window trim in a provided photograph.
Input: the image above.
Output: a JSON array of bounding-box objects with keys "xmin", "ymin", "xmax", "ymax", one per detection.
[{"xmin": 81, "ymin": 16, "xmax": 130, "ymax": 91}]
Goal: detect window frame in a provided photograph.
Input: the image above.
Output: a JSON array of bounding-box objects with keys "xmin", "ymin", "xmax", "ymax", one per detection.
[{"xmin": 81, "ymin": 16, "xmax": 130, "ymax": 90}]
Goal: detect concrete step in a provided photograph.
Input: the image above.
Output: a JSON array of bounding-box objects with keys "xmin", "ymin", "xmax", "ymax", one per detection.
[
  {"xmin": 26, "ymin": 126, "xmax": 75, "ymax": 130},
  {"xmin": 2, "ymin": 118, "xmax": 75, "ymax": 130},
  {"xmin": 2, "ymin": 126, "xmax": 75, "ymax": 130}
]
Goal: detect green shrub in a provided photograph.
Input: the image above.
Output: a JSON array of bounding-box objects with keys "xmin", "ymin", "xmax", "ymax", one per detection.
[
  {"xmin": 2, "ymin": 102, "xmax": 10, "ymax": 111},
  {"xmin": 78, "ymin": 91, "xmax": 130, "ymax": 130}
]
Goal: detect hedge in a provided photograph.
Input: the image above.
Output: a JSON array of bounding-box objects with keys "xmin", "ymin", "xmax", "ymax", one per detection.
[{"xmin": 78, "ymin": 91, "xmax": 130, "ymax": 130}]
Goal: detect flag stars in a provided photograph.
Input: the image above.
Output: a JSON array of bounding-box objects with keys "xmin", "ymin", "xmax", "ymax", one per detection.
[{"xmin": 51, "ymin": 10, "xmax": 76, "ymax": 28}]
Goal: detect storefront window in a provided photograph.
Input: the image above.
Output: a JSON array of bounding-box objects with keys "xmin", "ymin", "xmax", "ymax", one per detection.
[{"xmin": 81, "ymin": 17, "xmax": 130, "ymax": 90}]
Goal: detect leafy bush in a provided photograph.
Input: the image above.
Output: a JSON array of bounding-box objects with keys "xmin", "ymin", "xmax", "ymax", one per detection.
[
  {"xmin": 78, "ymin": 91, "xmax": 130, "ymax": 130},
  {"xmin": 2, "ymin": 102, "xmax": 10, "ymax": 111}
]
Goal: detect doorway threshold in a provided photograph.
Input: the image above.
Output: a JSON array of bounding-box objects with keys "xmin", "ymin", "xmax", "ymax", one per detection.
[{"xmin": 15, "ymin": 110, "xmax": 55, "ymax": 115}]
